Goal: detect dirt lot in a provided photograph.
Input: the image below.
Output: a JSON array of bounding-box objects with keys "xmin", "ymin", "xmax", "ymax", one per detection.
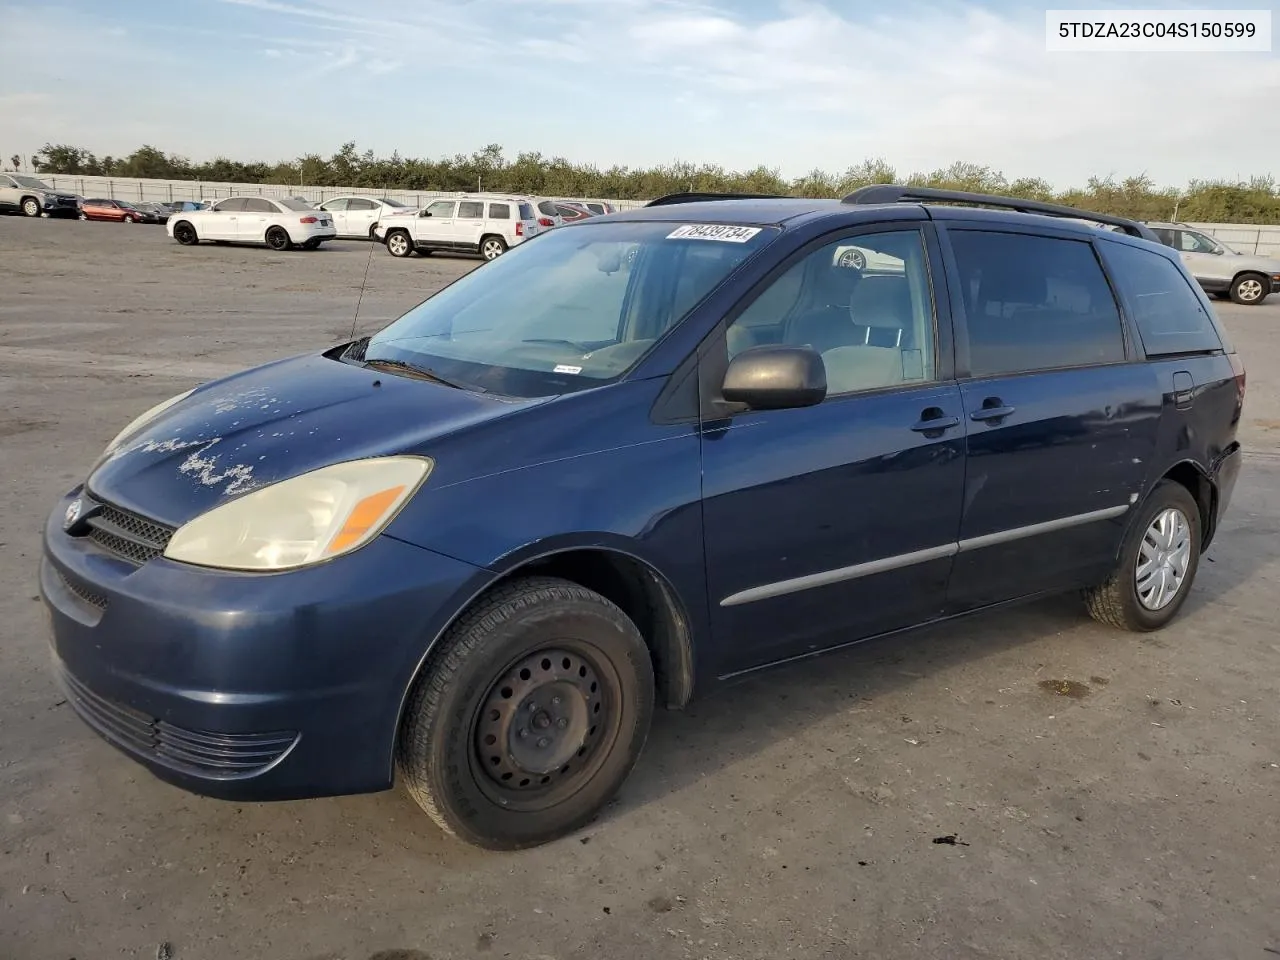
[{"xmin": 1, "ymin": 216, "xmax": 1278, "ymax": 960}]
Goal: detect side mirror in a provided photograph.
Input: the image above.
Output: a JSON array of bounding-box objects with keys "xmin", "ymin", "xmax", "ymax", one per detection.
[
  {"xmin": 419, "ymin": 210, "xmax": 431, "ymax": 217},
  {"xmin": 722, "ymin": 345, "xmax": 826, "ymax": 410}
]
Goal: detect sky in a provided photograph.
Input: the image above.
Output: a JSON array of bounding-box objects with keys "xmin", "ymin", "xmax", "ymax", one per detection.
[{"xmin": 2, "ymin": 0, "xmax": 1278, "ymax": 188}]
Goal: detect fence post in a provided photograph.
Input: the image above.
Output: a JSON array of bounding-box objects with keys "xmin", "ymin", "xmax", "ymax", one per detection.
[{"xmin": 108, "ymin": 179, "xmax": 115, "ymax": 200}]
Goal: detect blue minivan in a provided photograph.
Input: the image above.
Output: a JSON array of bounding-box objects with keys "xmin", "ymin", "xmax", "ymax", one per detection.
[{"xmin": 41, "ymin": 186, "xmax": 1245, "ymax": 849}]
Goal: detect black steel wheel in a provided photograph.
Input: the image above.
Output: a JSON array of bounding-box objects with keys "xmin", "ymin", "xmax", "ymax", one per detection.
[
  {"xmin": 172, "ymin": 221, "xmax": 199, "ymax": 245},
  {"xmin": 265, "ymin": 226, "xmax": 291, "ymax": 251},
  {"xmin": 398, "ymin": 576, "xmax": 654, "ymax": 849}
]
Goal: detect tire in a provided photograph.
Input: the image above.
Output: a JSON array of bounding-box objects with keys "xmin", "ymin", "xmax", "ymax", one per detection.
[
  {"xmin": 123, "ymin": 215, "xmax": 135, "ymax": 224},
  {"xmin": 480, "ymin": 235, "xmax": 507, "ymax": 261},
  {"xmin": 1229, "ymin": 273, "xmax": 1269, "ymax": 306},
  {"xmin": 172, "ymin": 221, "xmax": 199, "ymax": 245},
  {"xmin": 1083, "ymin": 480, "xmax": 1202, "ymax": 632},
  {"xmin": 78, "ymin": 213, "xmax": 88, "ymax": 221},
  {"xmin": 21, "ymin": 197, "xmax": 41, "ymax": 218},
  {"xmin": 385, "ymin": 229, "xmax": 414, "ymax": 258},
  {"xmin": 302, "ymin": 238, "xmax": 321, "ymax": 250},
  {"xmin": 265, "ymin": 226, "xmax": 291, "ymax": 251},
  {"xmin": 397, "ymin": 576, "xmax": 655, "ymax": 850}
]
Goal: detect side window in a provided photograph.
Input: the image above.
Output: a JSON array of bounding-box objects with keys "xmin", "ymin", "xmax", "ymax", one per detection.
[
  {"xmin": 1098, "ymin": 242, "xmax": 1224, "ymax": 356},
  {"xmin": 1150, "ymin": 228, "xmax": 1176, "ymax": 248},
  {"xmin": 488, "ymin": 203, "xmax": 511, "ymax": 219},
  {"xmin": 949, "ymin": 230, "xmax": 1125, "ymax": 377},
  {"xmin": 425, "ymin": 200, "xmax": 455, "ymax": 218},
  {"xmin": 1178, "ymin": 230, "xmax": 1217, "ymax": 254},
  {"xmin": 214, "ymin": 198, "xmax": 247, "ymax": 212},
  {"xmin": 347, "ymin": 198, "xmax": 376, "ymax": 211},
  {"xmin": 457, "ymin": 201, "xmax": 484, "ymax": 218},
  {"xmin": 245, "ymin": 198, "xmax": 275, "ymax": 213},
  {"xmin": 725, "ymin": 230, "xmax": 937, "ymax": 396},
  {"xmin": 1, "ymin": 175, "xmax": 15, "ymax": 187},
  {"xmin": 322, "ymin": 198, "xmax": 349, "ymax": 212}
]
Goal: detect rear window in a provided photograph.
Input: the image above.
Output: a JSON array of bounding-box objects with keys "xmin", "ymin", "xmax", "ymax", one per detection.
[
  {"xmin": 538, "ymin": 200, "xmax": 559, "ymax": 216},
  {"xmin": 277, "ymin": 198, "xmax": 314, "ymax": 211},
  {"xmin": 949, "ymin": 230, "xmax": 1126, "ymax": 377},
  {"xmin": 518, "ymin": 203, "xmax": 534, "ymax": 220},
  {"xmin": 1098, "ymin": 241, "xmax": 1225, "ymax": 356}
]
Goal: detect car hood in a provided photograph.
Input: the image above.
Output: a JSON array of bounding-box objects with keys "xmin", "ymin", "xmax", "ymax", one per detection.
[{"xmin": 86, "ymin": 351, "xmax": 544, "ymax": 528}]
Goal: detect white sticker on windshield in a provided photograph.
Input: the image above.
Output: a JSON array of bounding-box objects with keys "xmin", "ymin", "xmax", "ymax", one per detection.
[
  {"xmin": 666, "ymin": 224, "xmax": 761, "ymax": 243},
  {"xmin": 554, "ymin": 364, "xmax": 583, "ymax": 375}
]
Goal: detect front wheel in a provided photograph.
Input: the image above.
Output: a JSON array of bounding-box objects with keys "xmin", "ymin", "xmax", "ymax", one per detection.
[
  {"xmin": 78, "ymin": 212, "xmax": 88, "ymax": 221},
  {"xmin": 172, "ymin": 221, "xmax": 199, "ymax": 245},
  {"xmin": 1083, "ymin": 480, "xmax": 1202, "ymax": 631},
  {"xmin": 385, "ymin": 229, "xmax": 414, "ymax": 258},
  {"xmin": 265, "ymin": 226, "xmax": 291, "ymax": 251},
  {"xmin": 21, "ymin": 198, "xmax": 41, "ymax": 218},
  {"xmin": 480, "ymin": 235, "xmax": 507, "ymax": 261},
  {"xmin": 398, "ymin": 576, "xmax": 655, "ymax": 850},
  {"xmin": 1230, "ymin": 273, "xmax": 1269, "ymax": 306},
  {"xmin": 123, "ymin": 215, "xmax": 135, "ymax": 223}
]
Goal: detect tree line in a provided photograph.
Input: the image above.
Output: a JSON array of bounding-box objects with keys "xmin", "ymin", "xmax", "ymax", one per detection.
[{"xmin": 25, "ymin": 141, "xmax": 1280, "ymax": 224}]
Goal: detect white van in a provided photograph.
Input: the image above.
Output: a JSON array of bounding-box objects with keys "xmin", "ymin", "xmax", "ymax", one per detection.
[{"xmin": 377, "ymin": 195, "xmax": 542, "ymax": 260}]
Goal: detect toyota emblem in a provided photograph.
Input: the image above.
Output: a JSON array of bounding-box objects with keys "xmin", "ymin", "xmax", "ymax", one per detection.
[{"xmin": 64, "ymin": 498, "xmax": 83, "ymax": 529}]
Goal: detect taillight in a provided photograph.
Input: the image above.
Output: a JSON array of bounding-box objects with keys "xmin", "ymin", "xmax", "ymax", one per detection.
[
  {"xmin": 300, "ymin": 216, "xmax": 318, "ymax": 224},
  {"xmin": 1229, "ymin": 352, "xmax": 1246, "ymax": 400},
  {"xmin": 538, "ymin": 217, "xmax": 554, "ymax": 227},
  {"xmin": 515, "ymin": 222, "xmax": 524, "ymax": 236}
]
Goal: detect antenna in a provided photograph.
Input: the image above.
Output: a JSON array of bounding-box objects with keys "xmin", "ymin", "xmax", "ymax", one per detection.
[{"xmin": 347, "ymin": 180, "xmax": 387, "ymax": 342}]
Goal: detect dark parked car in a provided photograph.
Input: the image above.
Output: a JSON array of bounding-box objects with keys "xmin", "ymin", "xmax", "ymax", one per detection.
[
  {"xmin": 168, "ymin": 200, "xmax": 210, "ymax": 213},
  {"xmin": 41, "ymin": 186, "xmax": 1244, "ymax": 851}
]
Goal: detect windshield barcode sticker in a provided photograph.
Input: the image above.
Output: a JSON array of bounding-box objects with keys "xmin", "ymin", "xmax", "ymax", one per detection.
[
  {"xmin": 554, "ymin": 364, "xmax": 583, "ymax": 374},
  {"xmin": 666, "ymin": 224, "xmax": 761, "ymax": 243}
]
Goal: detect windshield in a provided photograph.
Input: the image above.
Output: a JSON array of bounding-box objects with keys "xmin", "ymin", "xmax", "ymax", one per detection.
[
  {"xmin": 13, "ymin": 175, "xmax": 52, "ymax": 189},
  {"xmin": 364, "ymin": 219, "xmax": 777, "ymax": 398},
  {"xmin": 278, "ymin": 198, "xmax": 314, "ymax": 211}
]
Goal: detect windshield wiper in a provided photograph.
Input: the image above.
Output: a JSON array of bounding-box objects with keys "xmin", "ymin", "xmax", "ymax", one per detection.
[{"xmin": 362, "ymin": 357, "xmax": 473, "ymax": 391}]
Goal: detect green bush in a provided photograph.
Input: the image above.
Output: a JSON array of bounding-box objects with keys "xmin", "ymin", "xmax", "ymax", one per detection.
[{"xmin": 31, "ymin": 141, "xmax": 1280, "ymax": 224}]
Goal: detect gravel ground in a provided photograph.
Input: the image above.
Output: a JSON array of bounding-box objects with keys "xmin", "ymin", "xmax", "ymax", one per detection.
[{"xmin": 1, "ymin": 216, "xmax": 1278, "ymax": 960}]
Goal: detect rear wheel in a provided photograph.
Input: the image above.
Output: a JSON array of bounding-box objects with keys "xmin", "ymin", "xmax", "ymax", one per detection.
[
  {"xmin": 1230, "ymin": 273, "xmax": 1269, "ymax": 305},
  {"xmin": 1083, "ymin": 480, "xmax": 1201, "ymax": 631},
  {"xmin": 172, "ymin": 221, "xmax": 199, "ymax": 245},
  {"xmin": 480, "ymin": 235, "xmax": 507, "ymax": 261},
  {"xmin": 386, "ymin": 229, "xmax": 414, "ymax": 258},
  {"xmin": 265, "ymin": 226, "xmax": 291, "ymax": 251},
  {"xmin": 21, "ymin": 197, "xmax": 41, "ymax": 218},
  {"xmin": 397, "ymin": 576, "xmax": 654, "ymax": 850}
]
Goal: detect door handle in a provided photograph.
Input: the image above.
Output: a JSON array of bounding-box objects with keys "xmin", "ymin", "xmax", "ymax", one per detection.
[
  {"xmin": 970, "ymin": 400, "xmax": 1015, "ymax": 422},
  {"xmin": 911, "ymin": 407, "xmax": 960, "ymax": 433}
]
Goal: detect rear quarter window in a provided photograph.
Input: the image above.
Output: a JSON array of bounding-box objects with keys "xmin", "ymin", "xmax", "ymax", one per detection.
[{"xmin": 1098, "ymin": 241, "xmax": 1226, "ymax": 356}]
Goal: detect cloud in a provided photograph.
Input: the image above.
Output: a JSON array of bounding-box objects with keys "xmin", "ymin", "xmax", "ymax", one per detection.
[{"xmin": 3, "ymin": 0, "xmax": 1277, "ymax": 187}]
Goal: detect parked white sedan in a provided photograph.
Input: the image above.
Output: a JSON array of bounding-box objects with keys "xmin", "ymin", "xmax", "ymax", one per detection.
[
  {"xmin": 167, "ymin": 196, "xmax": 338, "ymax": 250},
  {"xmin": 318, "ymin": 195, "xmax": 417, "ymax": 239}
]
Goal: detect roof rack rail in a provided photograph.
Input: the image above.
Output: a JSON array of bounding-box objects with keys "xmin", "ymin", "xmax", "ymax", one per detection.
[
  {"xmin": 841, "ymin": 184, "xmax": 1157, "ymax": 241},
  {"xmin": 645, "ymin": 191, "xmax": 792, "ymax": 207}
]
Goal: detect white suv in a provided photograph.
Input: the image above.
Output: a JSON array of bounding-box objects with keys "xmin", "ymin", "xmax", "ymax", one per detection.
[{"xmin": 377, "ymin": 195, "xmax": 542, "ymax": 260}]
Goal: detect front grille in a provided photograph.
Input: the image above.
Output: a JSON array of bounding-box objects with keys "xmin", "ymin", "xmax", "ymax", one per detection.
[
  {"xmin": 56, "ymin": 196, "xmax": 77, "ymax": 207},
  {"xmin": 59, "ymin": 666, "xmax": 298, "ymax": 779},
  {"xmin": 85, "ymin": 504, "xmax": 173, "ymax": 565},
  {"xmin": 56, "ymin": 568, "xmax": 108, "ymax": 611}
]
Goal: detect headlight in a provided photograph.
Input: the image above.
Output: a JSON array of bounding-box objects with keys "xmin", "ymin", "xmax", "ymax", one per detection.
[{"xmin": 163, "ymin": 456, "xmax": 432, "ymax": 571}]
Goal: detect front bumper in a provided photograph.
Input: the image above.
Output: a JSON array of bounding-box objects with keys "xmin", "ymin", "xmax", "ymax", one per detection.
[{"xmin": 41, "ymin": 487, "xmax": 493, "ymax": 801}]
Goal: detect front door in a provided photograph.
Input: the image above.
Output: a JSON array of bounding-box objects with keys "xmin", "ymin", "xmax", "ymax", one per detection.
[
  {"xmin": 454, "ymin": 200, "xmax": 486, "ymax": 251},
  {"xmin": 701, "ymin": 226, "xmax": 967, "ymax": 674},
  {"xmin": 940, "ymin": 224, "xmax": 1163, "ymax": 608},
  {"xmin": 320, "ymin": 198, "xmax": 349, "ymax": 236},
  {"xmin": 1176, "ymin": 228, "xmax": 1232, "ymax": 290},
  {"xmin": 344, "ymin": 198, "xmax": 379, "ymax": 238},
  {"xmin": 204, "ymin": 198, "xmax": 244, "ymax": 240},
  {"xmin": 418, "ymin": 199, "xmax": 457, "ymax": 248}
]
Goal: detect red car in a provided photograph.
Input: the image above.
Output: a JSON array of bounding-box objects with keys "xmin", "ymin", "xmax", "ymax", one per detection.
[{"xmin": 79, "ymin": 198, "xmax": 147, "ymax": 223}]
